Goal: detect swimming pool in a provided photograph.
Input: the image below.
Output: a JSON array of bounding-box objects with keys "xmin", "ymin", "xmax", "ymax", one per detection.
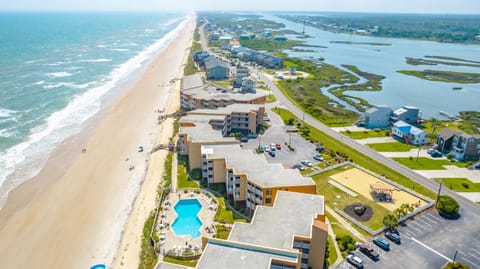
[{"xmin": 172, "ymin": 199, "xmax": 203, "ymax": 238}]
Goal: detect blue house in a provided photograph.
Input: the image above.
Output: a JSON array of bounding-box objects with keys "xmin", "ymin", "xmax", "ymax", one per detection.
[{"xmin": 392, "ymin": 121, "xmax": 427, "ymax": 145}]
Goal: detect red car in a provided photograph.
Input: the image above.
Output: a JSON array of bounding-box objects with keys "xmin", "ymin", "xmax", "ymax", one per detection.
[{"xmin": 275, "ymin": 143, "xmax": 281, "ymax": 150}]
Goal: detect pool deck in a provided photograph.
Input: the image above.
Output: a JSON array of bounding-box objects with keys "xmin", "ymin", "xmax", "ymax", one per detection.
[{"xmin": 156, "ymin": 191, "xmax": 217, "ymax": 256}]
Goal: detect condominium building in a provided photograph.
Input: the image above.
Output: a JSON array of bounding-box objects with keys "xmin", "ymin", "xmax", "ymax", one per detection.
[
  {"xmin": 187, "ymin": 103, "xmax": 265, "ymax": 135},
  {"xmin": 200, "ymin": 144, "xmax": 316, "ymax": 214},
  {"xmin": 178, "ymin": 104, "xmax": 266, "ymax": 170},
  {"xmin": 196, "ymin": 191, "xmax": 328, "ymax": 269},
  {"xmin": 180, "ymin": 74, "xmax": 267, "ymax": 111}
]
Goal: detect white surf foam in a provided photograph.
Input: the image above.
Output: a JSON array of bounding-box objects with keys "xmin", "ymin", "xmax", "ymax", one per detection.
[
  {"xmin": 109, "ymin": 48, "xmax": 130, "ymax": 52},
  {"xmin": 47, "ymin": 71, "xmax": 73, "ymax": 78},
  {"xmin": 0, "ymin": 108, "xmax": 17, "ymax": 118},
  {"xmin": 79, "ymin": 58, "xmax": 112, "ymax": 63}
]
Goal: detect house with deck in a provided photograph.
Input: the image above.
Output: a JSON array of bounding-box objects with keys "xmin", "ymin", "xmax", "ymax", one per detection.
[{"xmin": 392, "ymin": 120, "xmax": 427, "ymax": 145}]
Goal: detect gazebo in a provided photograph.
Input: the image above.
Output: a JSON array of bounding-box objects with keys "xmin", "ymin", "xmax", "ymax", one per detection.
[{"xmin": 370, "ymin": 182, "xmax": 397, "ymax": 202}]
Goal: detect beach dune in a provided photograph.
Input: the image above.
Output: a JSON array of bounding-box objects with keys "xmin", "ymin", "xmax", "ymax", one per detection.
[{"xmin": 0, "ymin": 16, "xmax": 195, "ymax": 269}]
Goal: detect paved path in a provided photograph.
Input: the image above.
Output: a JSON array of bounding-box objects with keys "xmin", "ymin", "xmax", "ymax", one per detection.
[
  {"xmin": 457, "ymin": 192, "xmax": 480, "ymax": 203},
  {"xmin": 326, "ymin": 218, "xmax": 344, "ymax": 269},
  {"xmin": 356, "ymin": 137, "xmax": 396, "ymax": 144},
  {"xmin": 257, "ymin": 70, "xmax": 480, "ymax": 215},
  {"xmin": 331, "ymin": 126, "xmax": 369, "ymax": 132},
  {"xmin": 171, "ymin": 150, "xmax": 178, "ymax": 193},
  {"xmin": 198, "ymin": 23, "xmax": 208, "ymax": 51},
  {"xmin": 381, "ymin": 149, "xmax": 446, "ymax": 159},
  {"xmin": 416, "ymin": 165, "xmax": 480, "ymax": 183}
]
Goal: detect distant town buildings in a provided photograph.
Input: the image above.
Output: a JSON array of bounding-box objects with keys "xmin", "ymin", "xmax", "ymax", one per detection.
[{"xmin": 436, "ymin": 128, "xmax": 480, "ymax": 161}]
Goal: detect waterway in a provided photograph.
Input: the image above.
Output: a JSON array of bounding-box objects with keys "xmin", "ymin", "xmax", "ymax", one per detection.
[{"xmin": 263, "ymin": 13, "xmax": 480, "ymax": 118}]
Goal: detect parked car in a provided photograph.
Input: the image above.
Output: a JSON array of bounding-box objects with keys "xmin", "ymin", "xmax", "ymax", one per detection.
[
  {"xmin": 346, "ymin": 253, "xmax": 364, "ymax": 269},
  {"xmin": 269, "ymin": 150, "xmax": 276, "ymax": 157},
  {"xmin": 385, "ymin": 231, "xmax": 401, "ymax": 244},
  {"xmin": 293, "ymin": 164, "xmax": 306, "ymax": 171},
  {"xmin": 373, "ymin": 237, "xmax": 390, "ymax": 251},
  {"xmin": 358, "ymin": 244, "xmax": 379, "ymax": 261},
  {"xmin": 275, "ymin": 143, "xmax": 281, "ymax": 150},
  {"xmin": 315, "ymin": 146, "xmax": 325, "ymax": 153},
  {"xmin": 427, "ymin": 148, "xmax": 436, "ymax": 154},
  {"xmin": 429, "ymin": 150, "xmax": 442, "ymax": 158},
  {"xmin": 313, "ymin": 154, "xmax": 324, "ymax": 161},
  {"xmin": 264, "ymin": 145, "xmax": 270, "ymax": 152},
  {"xmin": 263, "ymin": 117, "xmax": 270, "ymax": 122},
  {"xmin": 258, "ymin": 145, "xmax": 264, "ymax": 153},
  {"xmin": 240, "ymin": 137, "xmax": 248, "ymax": 143},
  {"xmin": 301, "ymin": 160, "xmax": 313, "ymax": 167}
]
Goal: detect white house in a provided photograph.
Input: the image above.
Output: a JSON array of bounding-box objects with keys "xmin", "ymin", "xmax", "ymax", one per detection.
[{"xmin": 392, "ymin": 121, "xmax": 427, "ymax": 145}]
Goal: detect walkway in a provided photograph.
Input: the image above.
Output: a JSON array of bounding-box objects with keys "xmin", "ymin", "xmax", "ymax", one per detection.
[
  {"xmin": 326, "ymin": 217, "xmax": 344, "ymax": 269},
  {"xmin": 331, "ymin": 126, "xmax": 369, "ymax": 132},
  {"xmin": 416, "ymin": 166, "xmax": 480, "ymax": 183},
  {"xmin": 381, "ymin": 149, "xmax": 446, "ymax": 159}
]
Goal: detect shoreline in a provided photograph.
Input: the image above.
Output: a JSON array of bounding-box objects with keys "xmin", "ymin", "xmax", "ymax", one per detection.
[{"xmin": 0, "ymin": 15, "xmax": 195, "ymax": 269}]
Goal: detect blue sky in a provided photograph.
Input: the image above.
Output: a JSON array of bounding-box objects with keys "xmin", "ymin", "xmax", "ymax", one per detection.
[{"xmin": 1, "ymin": 0, "xmax": 480, "ymax": 14}]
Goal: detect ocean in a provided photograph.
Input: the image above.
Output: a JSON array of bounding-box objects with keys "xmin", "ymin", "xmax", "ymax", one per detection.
[{"xmin": 0, "ymin": 12, "xmax": 187, "ymax": 207}]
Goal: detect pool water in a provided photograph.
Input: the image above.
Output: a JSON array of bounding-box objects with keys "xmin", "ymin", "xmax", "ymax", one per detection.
[{"xmin": 172, "ymin": 199, "xmax": 203, "ymax": 238}]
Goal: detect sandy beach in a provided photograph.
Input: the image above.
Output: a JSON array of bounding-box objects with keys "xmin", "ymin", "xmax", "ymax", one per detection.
[{"xmin": 0, "ymin": 16, "xmax": 195, "ymax": 269}]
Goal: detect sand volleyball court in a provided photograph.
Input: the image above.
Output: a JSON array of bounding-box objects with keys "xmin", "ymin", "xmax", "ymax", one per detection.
[{"xmin": 330, "ymin": 167, "xmax": 427, "ymax": 212}]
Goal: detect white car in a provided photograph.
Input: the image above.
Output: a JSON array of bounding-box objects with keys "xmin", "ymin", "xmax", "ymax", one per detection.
[
  {"xmin": 301, "ymin": 160, "xmax": 313, "ymax": 167},
  {"xmin": 264, "ymin": 145, "xmax": 270, "ymax": 152},
  {"xmin": 346, "ymin": 254, "xmax": 364, "ymax": 269}
]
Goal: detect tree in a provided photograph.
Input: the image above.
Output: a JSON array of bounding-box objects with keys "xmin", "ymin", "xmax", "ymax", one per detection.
[
  {"xmin": 437, "ymin": 195, "xmax": 460, "ymax": 218},
  {"xmin": 383, "ymin": 214, "xmax": 399, "ymax": 230},
  {"xmin": 394, "ymin": 203, "xmax": 415, "ymax": 219}
]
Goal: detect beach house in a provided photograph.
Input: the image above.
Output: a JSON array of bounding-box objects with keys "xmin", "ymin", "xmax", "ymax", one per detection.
[
  {"xmin": 357, "ymin": 105, "xmax": 392, "ymax": 129},
  {"xmin": 390, "ymin": 105, "xmax": 420, "ymax": 124},
  {"xmin": 392, "ymin": 120, "xmax": 427, "ymax": 145},
  {"xmin": 205, "ymin": 57, "xmax": 230, "ymax": 80},
  {"xmin": 200, "ymin": 144, "xmax": 316, "ymax": 214},
  {"xmin": 436, "ymin": 128, "xmax": 480, "ymax": 161}
]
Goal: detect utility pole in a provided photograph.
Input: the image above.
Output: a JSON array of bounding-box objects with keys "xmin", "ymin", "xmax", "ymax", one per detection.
[
  {"xmin": 416, "ymin": 147, "xmax": 421, "ymax": 163},
  {"xmin": 436, "ymin": 180, "xmax": 443, "ymax": 208},
  {"xmin": 453, "ymin": 250, "xmax": 458, "ymax": 263}
]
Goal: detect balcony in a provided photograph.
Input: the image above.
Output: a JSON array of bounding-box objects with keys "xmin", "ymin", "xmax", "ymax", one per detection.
[
  {"xmin": 255, "ymin": 197, "xmax": 262, "ymax": 204},
  {"xmin": 234, "ymin": 178, "xmax": 241, "ymax": 184},
  {"xmin": 255, "ymin": 188, "xmax": 263, "ymax": 196}
]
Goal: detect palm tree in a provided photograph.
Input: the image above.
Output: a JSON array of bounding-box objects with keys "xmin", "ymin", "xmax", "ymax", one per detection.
[{"xmin": 383, "ymin": 214, "xmax": 399, "ymax": 231}]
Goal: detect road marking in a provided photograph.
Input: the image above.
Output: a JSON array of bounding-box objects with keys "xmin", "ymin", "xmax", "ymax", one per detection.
[
  {"xmin": 426, "ymin": 212, "xmax": 442, "ymax": 222},
  {"xmin": 419, "ymin": 215, "xmax": 438, "ymax": 225},
  {"xmin": 414, "ymin": 217, "xmax": 433, "ymax": 228},
  {"xmin": 401, "ymin": 226, "xmax": 419, "ymax": 236},
  {"xmin": 405, "ymin": 223, "xmax": 424, "ymax": 234},
  {"xmin": 398, "ymin": 228, "xmax": 414, "ymax": 238},
  {"xmin": 410, "ymin": 237, "xmax": 452, "ymax": 262},
  {"xmin": 467, "ymin": 252, "xmax": 480, "ymax": 261},
  {"xmin": 459, "ymin": 256, "xmax": 480, "ymax": 268},
  {"xmin": 470, "ymin": 248, "xmax": 480, "ymax": 255}
]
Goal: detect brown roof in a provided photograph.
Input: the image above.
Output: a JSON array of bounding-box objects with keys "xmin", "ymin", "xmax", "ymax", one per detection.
[
  {"xmin": 370, "ymin": 182, "xmax": 397, "ymax": 191},
  {"xmin": 437, "ymin": 128, "xmax": 455, "ymax": 140}
]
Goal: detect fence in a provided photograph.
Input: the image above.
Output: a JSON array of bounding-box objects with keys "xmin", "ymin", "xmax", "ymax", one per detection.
[{"xmin": 150, "ymin": 188, "xmax": 170, "ymax": 253}]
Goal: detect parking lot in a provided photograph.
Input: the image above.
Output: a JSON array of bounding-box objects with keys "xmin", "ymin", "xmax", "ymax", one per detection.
[
  {"xmin": 337, "ymin": 208, "xmax": 480, "ymax": 269},
  {"xmin": 242, "ymin": 125, "xmax": 318, "ymax": 168}
]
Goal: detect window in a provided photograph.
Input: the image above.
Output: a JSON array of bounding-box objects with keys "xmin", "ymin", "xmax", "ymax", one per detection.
[
  {"xmin": 266, "ymin": 189, "xmax": 272, "ymax": 195},
  {"xmin": 265, "ymin": 198, "xmax": 272, "ymax": 203}
]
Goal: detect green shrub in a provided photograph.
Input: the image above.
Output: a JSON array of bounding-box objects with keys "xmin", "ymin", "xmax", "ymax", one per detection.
[
  {"xmin": 336, "ymin": 235, "xmax": 356, "ymax": 252},
  {"xmin": 437, "ymin": 195, "xmax": 460, "ymax": 216}
]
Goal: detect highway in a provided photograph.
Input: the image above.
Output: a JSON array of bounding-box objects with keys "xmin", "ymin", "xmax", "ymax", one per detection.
[{"xmin": 258, "ymin": 72, "xmax": 480, "ymax": 214}]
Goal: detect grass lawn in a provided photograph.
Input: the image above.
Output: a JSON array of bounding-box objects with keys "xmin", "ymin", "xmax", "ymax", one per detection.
[
  {"xmin": 435, "ymin": 178, "xmax": 480, "ymax": 192},
  {"xmin": 394, "ymin": 157, "xmax": 469, "ymax": 170},
  {"xmin": 313, "ymin": 166, "xmax": 390, "ymax": 231},
  {"xmin": 215, "ymin": 224, "xmax": 231, "ymax": 239},
  {"xmin": 341, "ymin": 130, "xmax": 390, "ymax": 139},
  {"xmin": 274, "ymin": 108, "xmax": 435, "ymax": 199},
  {"xmin": 163, "ymin": 257, "xmax": 198, "ymax": 267},
  {"xmin": 177, "ymin": 155, "xmax": 199, "ymax": 189},
  {"xmin": 213, "ymin": 197, "xmax": 247, "ymax": 224},
  {"xmin": 265, "ymin": 93, "xmax": 277, "ymax": 103},
  {"xmin": 325, "ymin": 211, "xmax": 359, "ymax": 241},
  {"xmin": 328, "ymin": 235, "xmax": 339, "ymax": 266},
  {"xmin": 368, "ymin": 142, "xmax": 419, "ymax": 152},
  {"xmin": 212, "ymin": 79, "xmax": 231, "ymax": 89}
]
